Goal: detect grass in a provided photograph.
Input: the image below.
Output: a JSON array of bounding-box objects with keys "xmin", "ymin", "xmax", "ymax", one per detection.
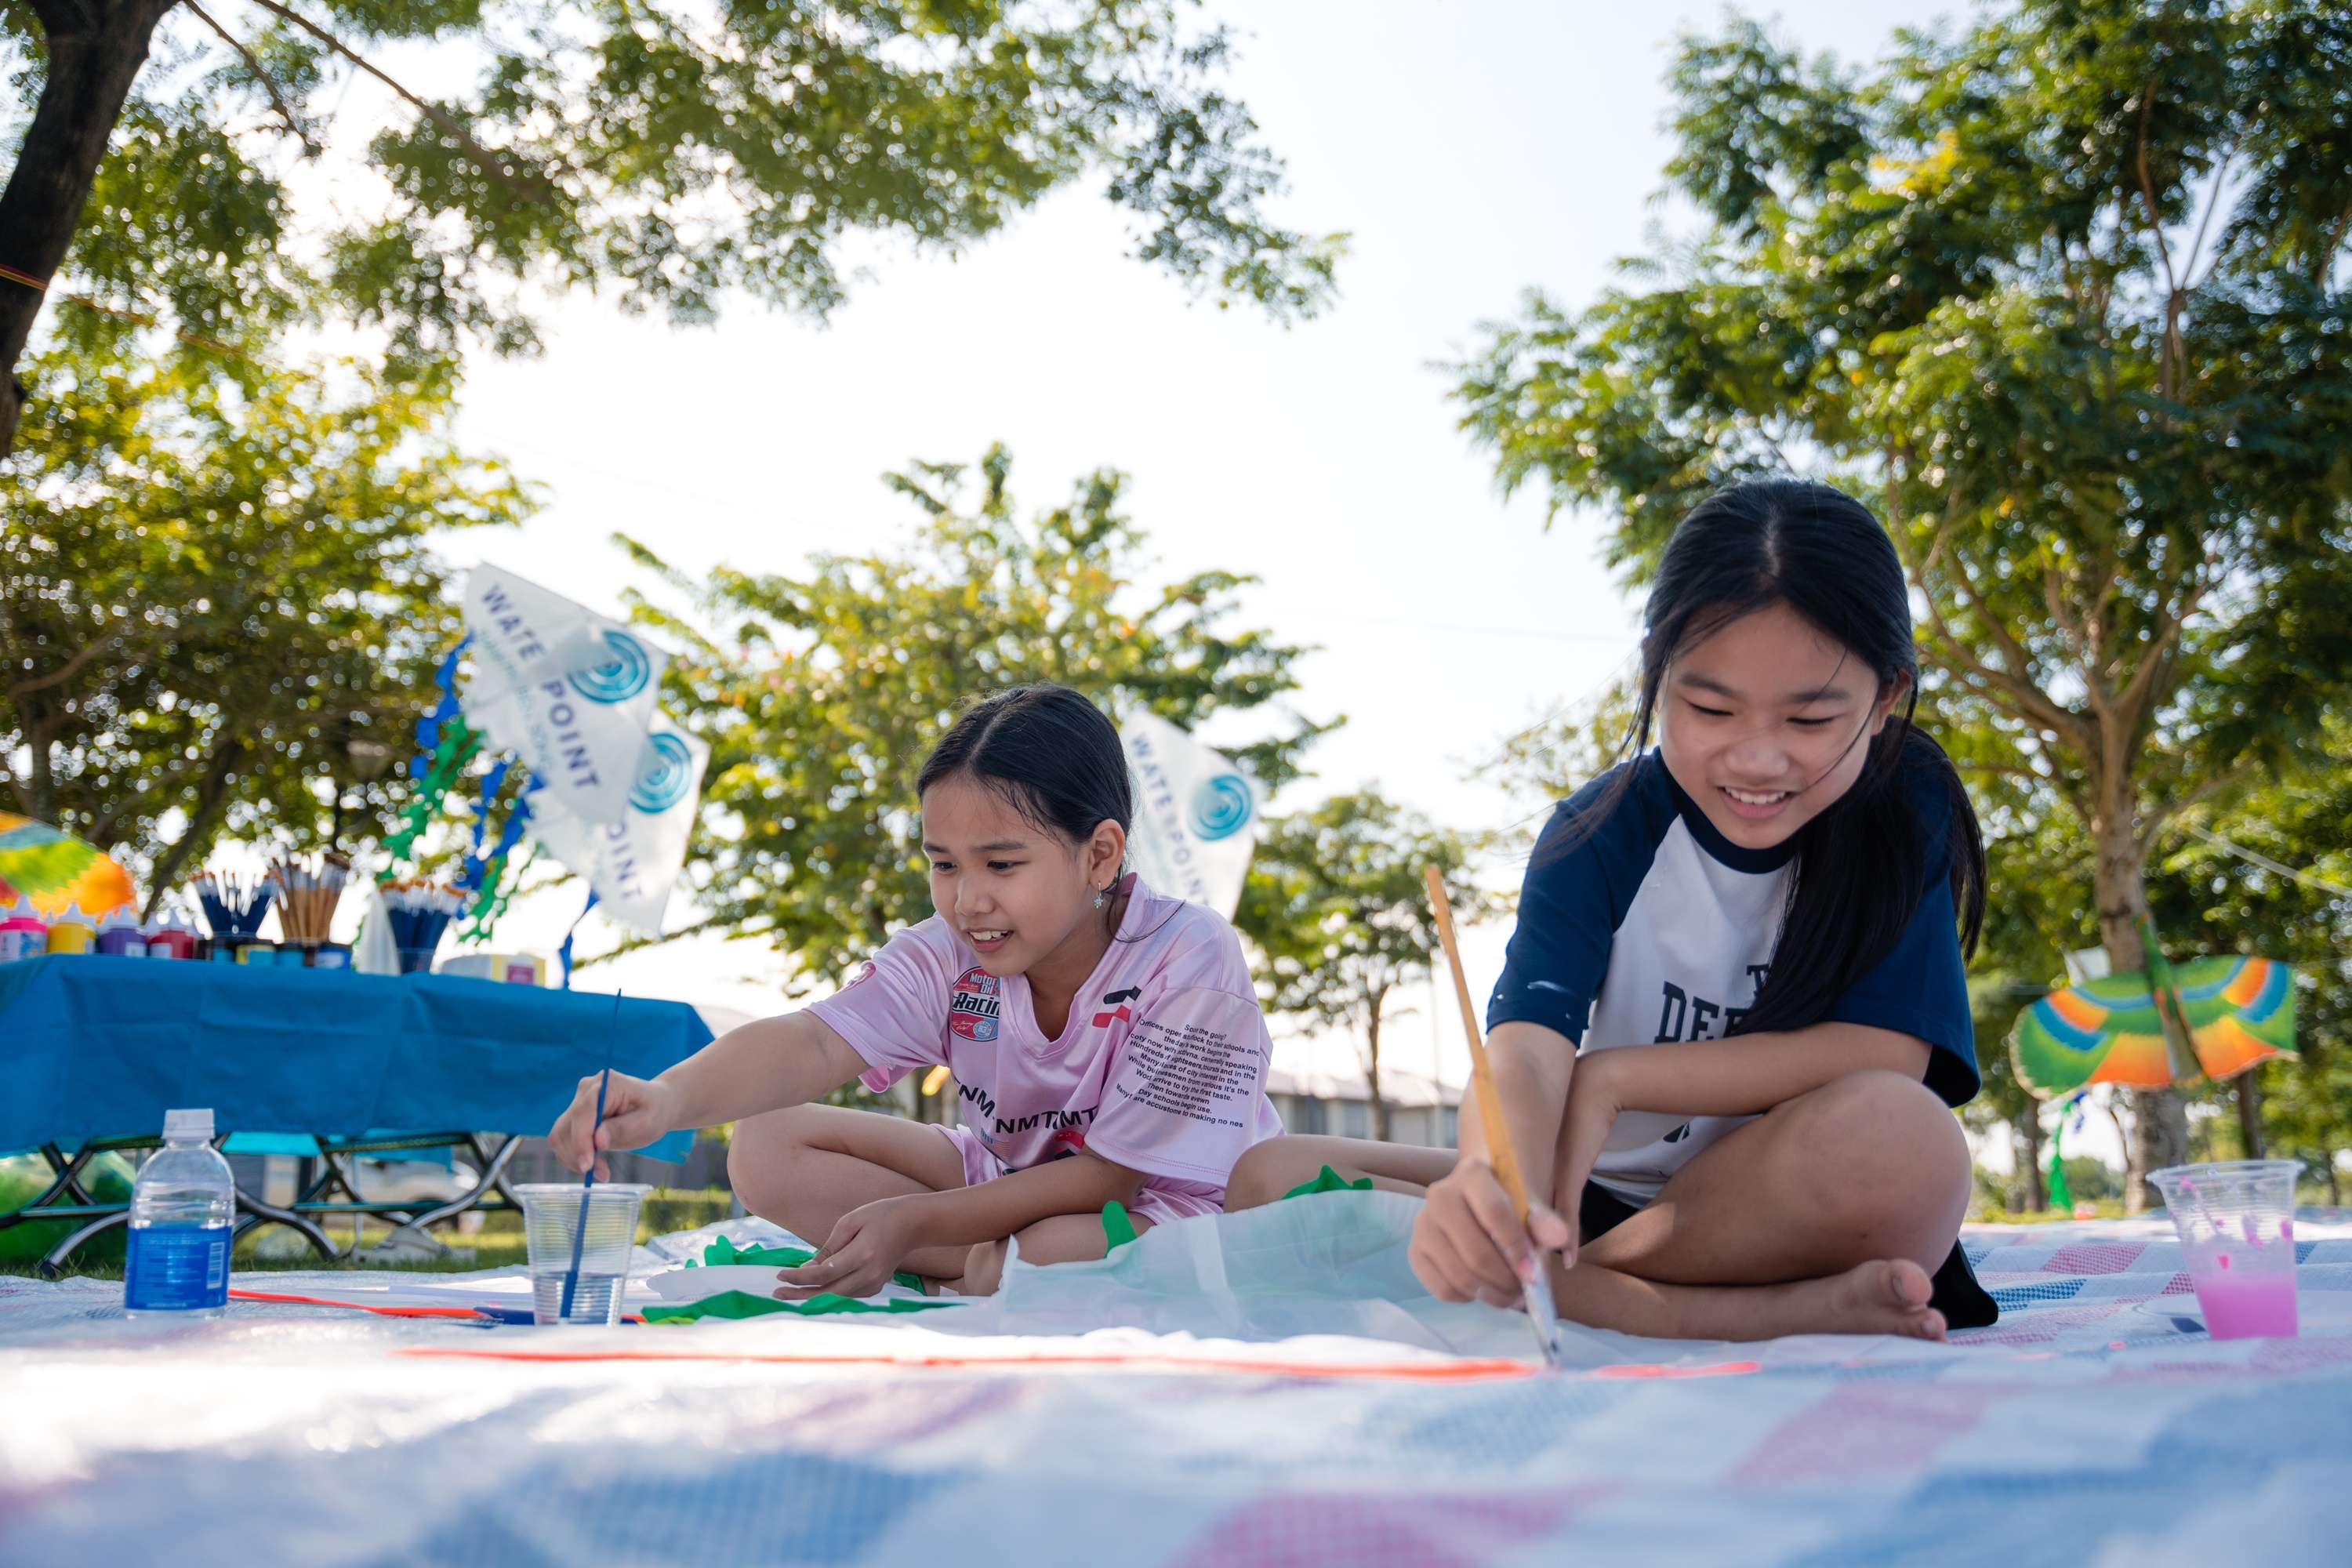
[
  {"xmin": 1965, "ymin": 1181, "xmax": 2345, "ymax": 1226},
  {"xmin": 0, "ymin": 1186, "xmax": 738, "ymax": 1279}
]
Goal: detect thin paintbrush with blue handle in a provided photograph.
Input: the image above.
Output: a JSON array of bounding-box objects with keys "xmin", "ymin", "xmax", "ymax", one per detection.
[{"xmin": 558, "ymin": 989, "xmax": 624, "ymax": 1322}]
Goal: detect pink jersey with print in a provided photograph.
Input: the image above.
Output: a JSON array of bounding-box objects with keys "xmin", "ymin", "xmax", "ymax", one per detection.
[{"xmin": 808, "ymin": 876, "xmax": 1285, "ymax": 1203}]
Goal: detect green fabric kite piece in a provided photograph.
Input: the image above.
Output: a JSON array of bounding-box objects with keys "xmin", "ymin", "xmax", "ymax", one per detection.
[
  {"xmin": 696, "ymin": 1234, "xmax": 924, "ymax": 1293},
  {"xmin": 1282, "ymin": 1164, "xmax": 1374, "ymax": 1201},
  {"xmin": 1101, "ymin": 1200, "xmax": 1139, "ymax": 1252},
  {"xmin": 643, "ymin": 1289, "xmax": 960, "ymax": 1324}
]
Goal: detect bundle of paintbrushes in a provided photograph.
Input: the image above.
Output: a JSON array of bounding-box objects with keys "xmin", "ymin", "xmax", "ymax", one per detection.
[
  {"xmin": 378, "ymin": 878, "xmax": 463, "ymax": 965},
  {"xmin": 267, "ymin": 854, "xmax": 350, "ymax": 946},
  {"xmin": 192, "ymin": 870, "xmax": 272, "ymax": 942}
]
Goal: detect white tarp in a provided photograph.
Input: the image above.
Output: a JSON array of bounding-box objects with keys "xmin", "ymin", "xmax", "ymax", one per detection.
[
  {"xmin": 11, "ymin": 1211, "xmax": 2352, "ymax": 1566},
  {"xmin": 1120, "ymin": 711, "xmax": 1261, "ymax": 916},
  {"xmin": 526, "ymin": 710, "xmax": 710, "ymax": 935},
  {"xmin": 459, "ymin": 564, "xmax": 666, "ymax": 829}
]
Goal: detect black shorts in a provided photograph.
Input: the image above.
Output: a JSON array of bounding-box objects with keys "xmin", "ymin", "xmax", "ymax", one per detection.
[{"xmin": 1577, "ymin": 1181, "xmax": 1998, "ymax": 1330}]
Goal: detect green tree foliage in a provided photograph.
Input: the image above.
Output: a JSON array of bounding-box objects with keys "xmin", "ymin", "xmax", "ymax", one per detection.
[
  {"xmin": 617, "ymin": 444, "xmax": 1330, "ymax": 986},
  {"xmin": 0, "ymin": 0, "xmax": 1344, "ymax": 448},
  {"xmin": 2146, "ymin": 740, "xmax": 2352, "ymax": 1200},
  {"xmin": 0, "ymin": 330, "xmax": 528, "ymax": 903},
  {"xmin": 1450, "ymin": 0, "xmax": 2352, "ymax": 1206},
  {"xmin": 1234, "ymin": 790, "xmax": 1498, "ymax": 1142}
]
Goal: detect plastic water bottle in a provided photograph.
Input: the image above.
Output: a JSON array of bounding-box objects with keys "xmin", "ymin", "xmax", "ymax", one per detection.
[{"xmin": 122, "ymin": 1109, "xmax": 236, "ymax": 1318}]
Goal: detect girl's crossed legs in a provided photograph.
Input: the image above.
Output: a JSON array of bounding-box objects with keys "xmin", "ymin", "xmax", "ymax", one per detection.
[
  {"xmin": 731, "ymin": 1104, "xmax": 1148, "ymax": 1295},
  {"xmin": 1225, "ymin": 1069, "xmax": 1969, "ymax": 1341}
]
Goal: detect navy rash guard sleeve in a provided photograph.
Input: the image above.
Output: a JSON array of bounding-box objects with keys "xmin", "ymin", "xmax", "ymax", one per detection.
[
  {"xmin": 1486, "ymin": 760, "xmax": 1671, "ymax": 1044},
  {"xmin": 1826, "ymin": 781, "xmax": 1980, "ymax": 1105}
]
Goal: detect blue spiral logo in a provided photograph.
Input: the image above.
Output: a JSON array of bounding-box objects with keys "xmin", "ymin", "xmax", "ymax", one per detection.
[
  {"xmin": 1189, "ymin": 775, "xmax": 1254, "ymax": 841},
  {"xmin": 630, "ymin": 731, "xmax": 695, "ymax": 815},
  {"xmin": 569, "ymin": 630, "xmax": 653, "ymax": 704}
]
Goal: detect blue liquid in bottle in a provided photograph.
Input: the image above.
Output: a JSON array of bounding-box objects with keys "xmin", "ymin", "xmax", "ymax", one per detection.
[{"xmin": 123, "ymin": 1108, "xmax": 235, "ymax": 1318}]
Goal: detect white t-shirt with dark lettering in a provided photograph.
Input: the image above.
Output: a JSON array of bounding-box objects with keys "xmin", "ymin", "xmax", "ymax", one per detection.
[{"xmin": 808, "ymin": 874, "xmax": 1286, "ymax": 1207}]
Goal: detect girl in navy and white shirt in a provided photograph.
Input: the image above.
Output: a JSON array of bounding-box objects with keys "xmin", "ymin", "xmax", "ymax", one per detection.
[{"xmin": 1229, "ymin": 480, "xmax": 1995, "ymax": 1342}]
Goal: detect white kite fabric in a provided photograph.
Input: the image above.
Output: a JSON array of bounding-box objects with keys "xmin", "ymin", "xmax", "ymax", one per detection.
[
  {"xmin": 459, "ymin": 565, "xmax": 709, "ymax": 933},
  {"xmin": 8, "ymin": 1195, "xmax": 2352, "ymax": 1565},
  {"xmin": 1120, "ymin": 711, "xmax": 1261, "ymax": 917}
]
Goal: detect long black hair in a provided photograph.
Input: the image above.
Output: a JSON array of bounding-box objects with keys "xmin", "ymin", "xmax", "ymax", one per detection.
[
  {"xmin": 917, "ymin": 683, "xmax": 1133, "ymax": 850},
  {"xmin": 1576, "ymin": 479, "xmax": 1986, "ymax": 1036}
]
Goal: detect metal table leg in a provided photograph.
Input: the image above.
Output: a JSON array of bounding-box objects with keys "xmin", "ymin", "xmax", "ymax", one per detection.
[
  {"xmin": 37, "ymin": 1209, "xmax": 129, "ymax": 1280},
  {"xmin": 231, "ymin": 1188, "xmax": 340, "ymax": 1265},
  {"xmin": 354, "ymin": 1135, "xmax": 521, "ymax": 1263}
]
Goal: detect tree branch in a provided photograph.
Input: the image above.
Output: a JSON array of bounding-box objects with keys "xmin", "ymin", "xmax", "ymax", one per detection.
[
  {"xmin": 2109, "ymin": 580, "xmax": 2200, "ymax": 742},
  {"xmin": 2180, "ymin": 126, "xmax": 2245, "ymax": 293},
  {"xmin": 2323, "ymin": 191, "xmax": 2352, "ymax": 289},
  {"xmin": 2136, "ymin": 757, "xmax": 2253, "ymax": 855},
  {"xmin": 237, "ymin": 0, "xmax": 555, "ymax": 205},
  {"xmin": 1937, "ymin": 551, "xmax": 2090, "ymax": 744},
  {"xmin": 1889, "ymin": 510, "xmax": 2082, "ymax": 738},
  {"xmin": 2132, "ymin": 80, "xmax": 2179, "ymax": 297},
  {"xmin": 18, "ymin": 0, "xmax": 91, "ymax": 38},
  {"xmin": 2040, "ymin": 553, "xmax": 2096, "ymax": 695},
  {"xmin": 2132, "ymin": 80, "xmax": 2187, "ymax": 398},
  {"xmin": 60, "ymin": 293, "xmax": 254, "ymax": 360},
  {"xmin": 2, "ymin": 616, "xmax": 135, "ymax": 701},
  {"xmin": 186, "ymin": 1, "xmax": 319, "ymax": 157},
  {"xmin": 0, "ymin": 740, "xmax": 27, "ymax": 816}
]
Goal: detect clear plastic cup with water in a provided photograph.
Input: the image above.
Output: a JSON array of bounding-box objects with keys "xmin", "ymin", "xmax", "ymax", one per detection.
[
  {"xmin": 517, "ymin": 1182, "xmax": 650, "ymax": 1325},
  {"xmin": 2148, "ymin": 1159, "xmax": 2303, "ymax": 1340}
]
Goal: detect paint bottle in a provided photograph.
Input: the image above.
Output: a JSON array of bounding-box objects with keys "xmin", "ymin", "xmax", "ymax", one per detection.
[
  {"xmin": 0, "ymin": 898, "xmax": 47, "ymax": 962},
  {"xmin": 95, "ymin": 909, "xmax": 149, "ymax": 957},
  {"xmin": 145, "ymin": 914, "xmax": 198, "ymax": 960},
  {"xmin": 45, "ymin": 904, "xmax": 96, "ymax": 955}
]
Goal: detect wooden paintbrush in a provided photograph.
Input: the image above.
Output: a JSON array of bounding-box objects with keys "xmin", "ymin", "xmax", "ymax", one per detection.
[{"xmin": 1425, "ymin": 866, "xmax": 1563, "ymax": 1367}]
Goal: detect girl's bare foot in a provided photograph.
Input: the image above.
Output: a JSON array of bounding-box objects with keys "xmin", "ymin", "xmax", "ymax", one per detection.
[
  {"xmin": 1789, "ymin": 1258, "xmax": 1947, "ymax": 1341},
  {"xmin": 1547, "ymin": 1253, "xmax": 1951, "ymax": 1341}
]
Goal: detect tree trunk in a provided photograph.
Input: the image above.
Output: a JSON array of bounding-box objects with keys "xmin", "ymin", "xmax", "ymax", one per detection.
[
  {"xmin": 140, "ymin": 737, "xmax": 245, "ymax": 919},
  {"xmin": 2089, "ymin": 799, "xmax": 2187, "ymax": 1211},
  {"xmin": 25, "ymin": 724, "xmax": 56, "ymax": 823},
  {"xmin": 2019, "ymin": 1115, "xmax": 2047, "ymax": 1212},
  {"xmin": 0, "ymin": 0, "xmax": 182, "ymax": 453},
  {"xmin": 2235, "ymin": 1071, "xmax": 2264, "ymax": 1160},
  {"xmin": 1363, "ymin": 1004, "xmax": 1389, "ymax": 1144}
]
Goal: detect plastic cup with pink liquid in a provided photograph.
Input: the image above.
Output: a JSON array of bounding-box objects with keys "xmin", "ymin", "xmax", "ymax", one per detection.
[{"xmin": 2148, "ymin": 1159, "xmax": 2303, "ymax": 1340}]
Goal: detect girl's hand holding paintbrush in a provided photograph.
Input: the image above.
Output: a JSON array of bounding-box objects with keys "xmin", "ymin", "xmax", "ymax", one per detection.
[
  {"xmin": 1409, "ymin": 1018, "xmax": 1580, "ymax": 1308},
  {"xmin": 550, "ymin": 1072, "xmax": 682, "ymax": 1183},
  {"xmin": 550, "ymin": 1011, "xmax": 869, "ymax": 1182}
]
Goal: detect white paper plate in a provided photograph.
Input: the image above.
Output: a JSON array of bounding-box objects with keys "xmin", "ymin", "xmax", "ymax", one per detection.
[{"xmin": 645, "ymin": 1265, "xmax": 793, "ymax": 1302}]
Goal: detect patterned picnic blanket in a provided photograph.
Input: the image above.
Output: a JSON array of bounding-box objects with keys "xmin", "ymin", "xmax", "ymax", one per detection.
[{"xmin": 5, "ymin": 1199, "xmax": 2350, "ymax": 1566}]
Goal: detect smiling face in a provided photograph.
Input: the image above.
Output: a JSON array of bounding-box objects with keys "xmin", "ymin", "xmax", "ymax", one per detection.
[
  {"xmin": 1654, "ymin": 600, "xmax": 1910, "ymax": 852},
  {"xmin": 920, "ymin": 771, "xmax": 1126, "ymax": 978}
]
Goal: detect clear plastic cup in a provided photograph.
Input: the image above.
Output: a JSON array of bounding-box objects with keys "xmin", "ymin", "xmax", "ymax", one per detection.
[
  {"xmin": 2148, "ymin": 1160, "xmax": 2303, "ymax": 1340},
  {"xmin": 516, "ymin": 1182, "xmax": 650, "ymax": 1325}
]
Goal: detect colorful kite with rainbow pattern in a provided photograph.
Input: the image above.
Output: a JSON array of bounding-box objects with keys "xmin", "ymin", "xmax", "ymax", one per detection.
[
  {"xmin": 0, "ymin": 813, "xmax": 136, "ymax": 918},
  {"xmin": 2009, "ymin": 918, "xmax": 2295, "ymax": 1097}
]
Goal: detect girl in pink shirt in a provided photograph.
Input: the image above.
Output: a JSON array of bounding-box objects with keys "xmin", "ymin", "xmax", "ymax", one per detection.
[{"xmin": 550, "ymin": 684, "xmax": 1284, "ymax": 1297}]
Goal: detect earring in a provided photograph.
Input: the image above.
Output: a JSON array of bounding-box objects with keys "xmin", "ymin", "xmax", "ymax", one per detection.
[{"xmin": 1092, "ymin": 885, "xmax": 1108, "ymax": 909}]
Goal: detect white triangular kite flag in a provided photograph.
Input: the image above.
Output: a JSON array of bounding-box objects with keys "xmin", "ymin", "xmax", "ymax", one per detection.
[
  {"xmin": 527, "ymin": 712, "xmax": 710, "ymax": 935},
  {"xmin": 1120, "ymin": 711, "xmax": 1261, "ymax": 916},
  {"xmin": 460, "ymin": 564, "xmax": 665, "ymax": 827}
]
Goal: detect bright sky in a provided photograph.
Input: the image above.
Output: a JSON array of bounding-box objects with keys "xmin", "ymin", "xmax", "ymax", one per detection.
[{"xmin": 313, "ymin": 2, "xmax": 1971, "ymax": 1100}]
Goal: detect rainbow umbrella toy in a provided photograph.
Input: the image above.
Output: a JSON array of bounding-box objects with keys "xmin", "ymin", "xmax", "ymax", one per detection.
[
  {"xmin": 0, "ymin": 813, "xmax": 136, "ymax": 918},
  {"xmin": 2009, "ymin": 918, "xmax": 2295, "ymax": 1098}
]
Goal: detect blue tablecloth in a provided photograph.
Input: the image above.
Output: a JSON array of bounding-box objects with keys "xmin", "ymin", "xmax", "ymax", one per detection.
[{"xmin": 0, "ymin": 956, "xmax": 713, "ymax": 1160}]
